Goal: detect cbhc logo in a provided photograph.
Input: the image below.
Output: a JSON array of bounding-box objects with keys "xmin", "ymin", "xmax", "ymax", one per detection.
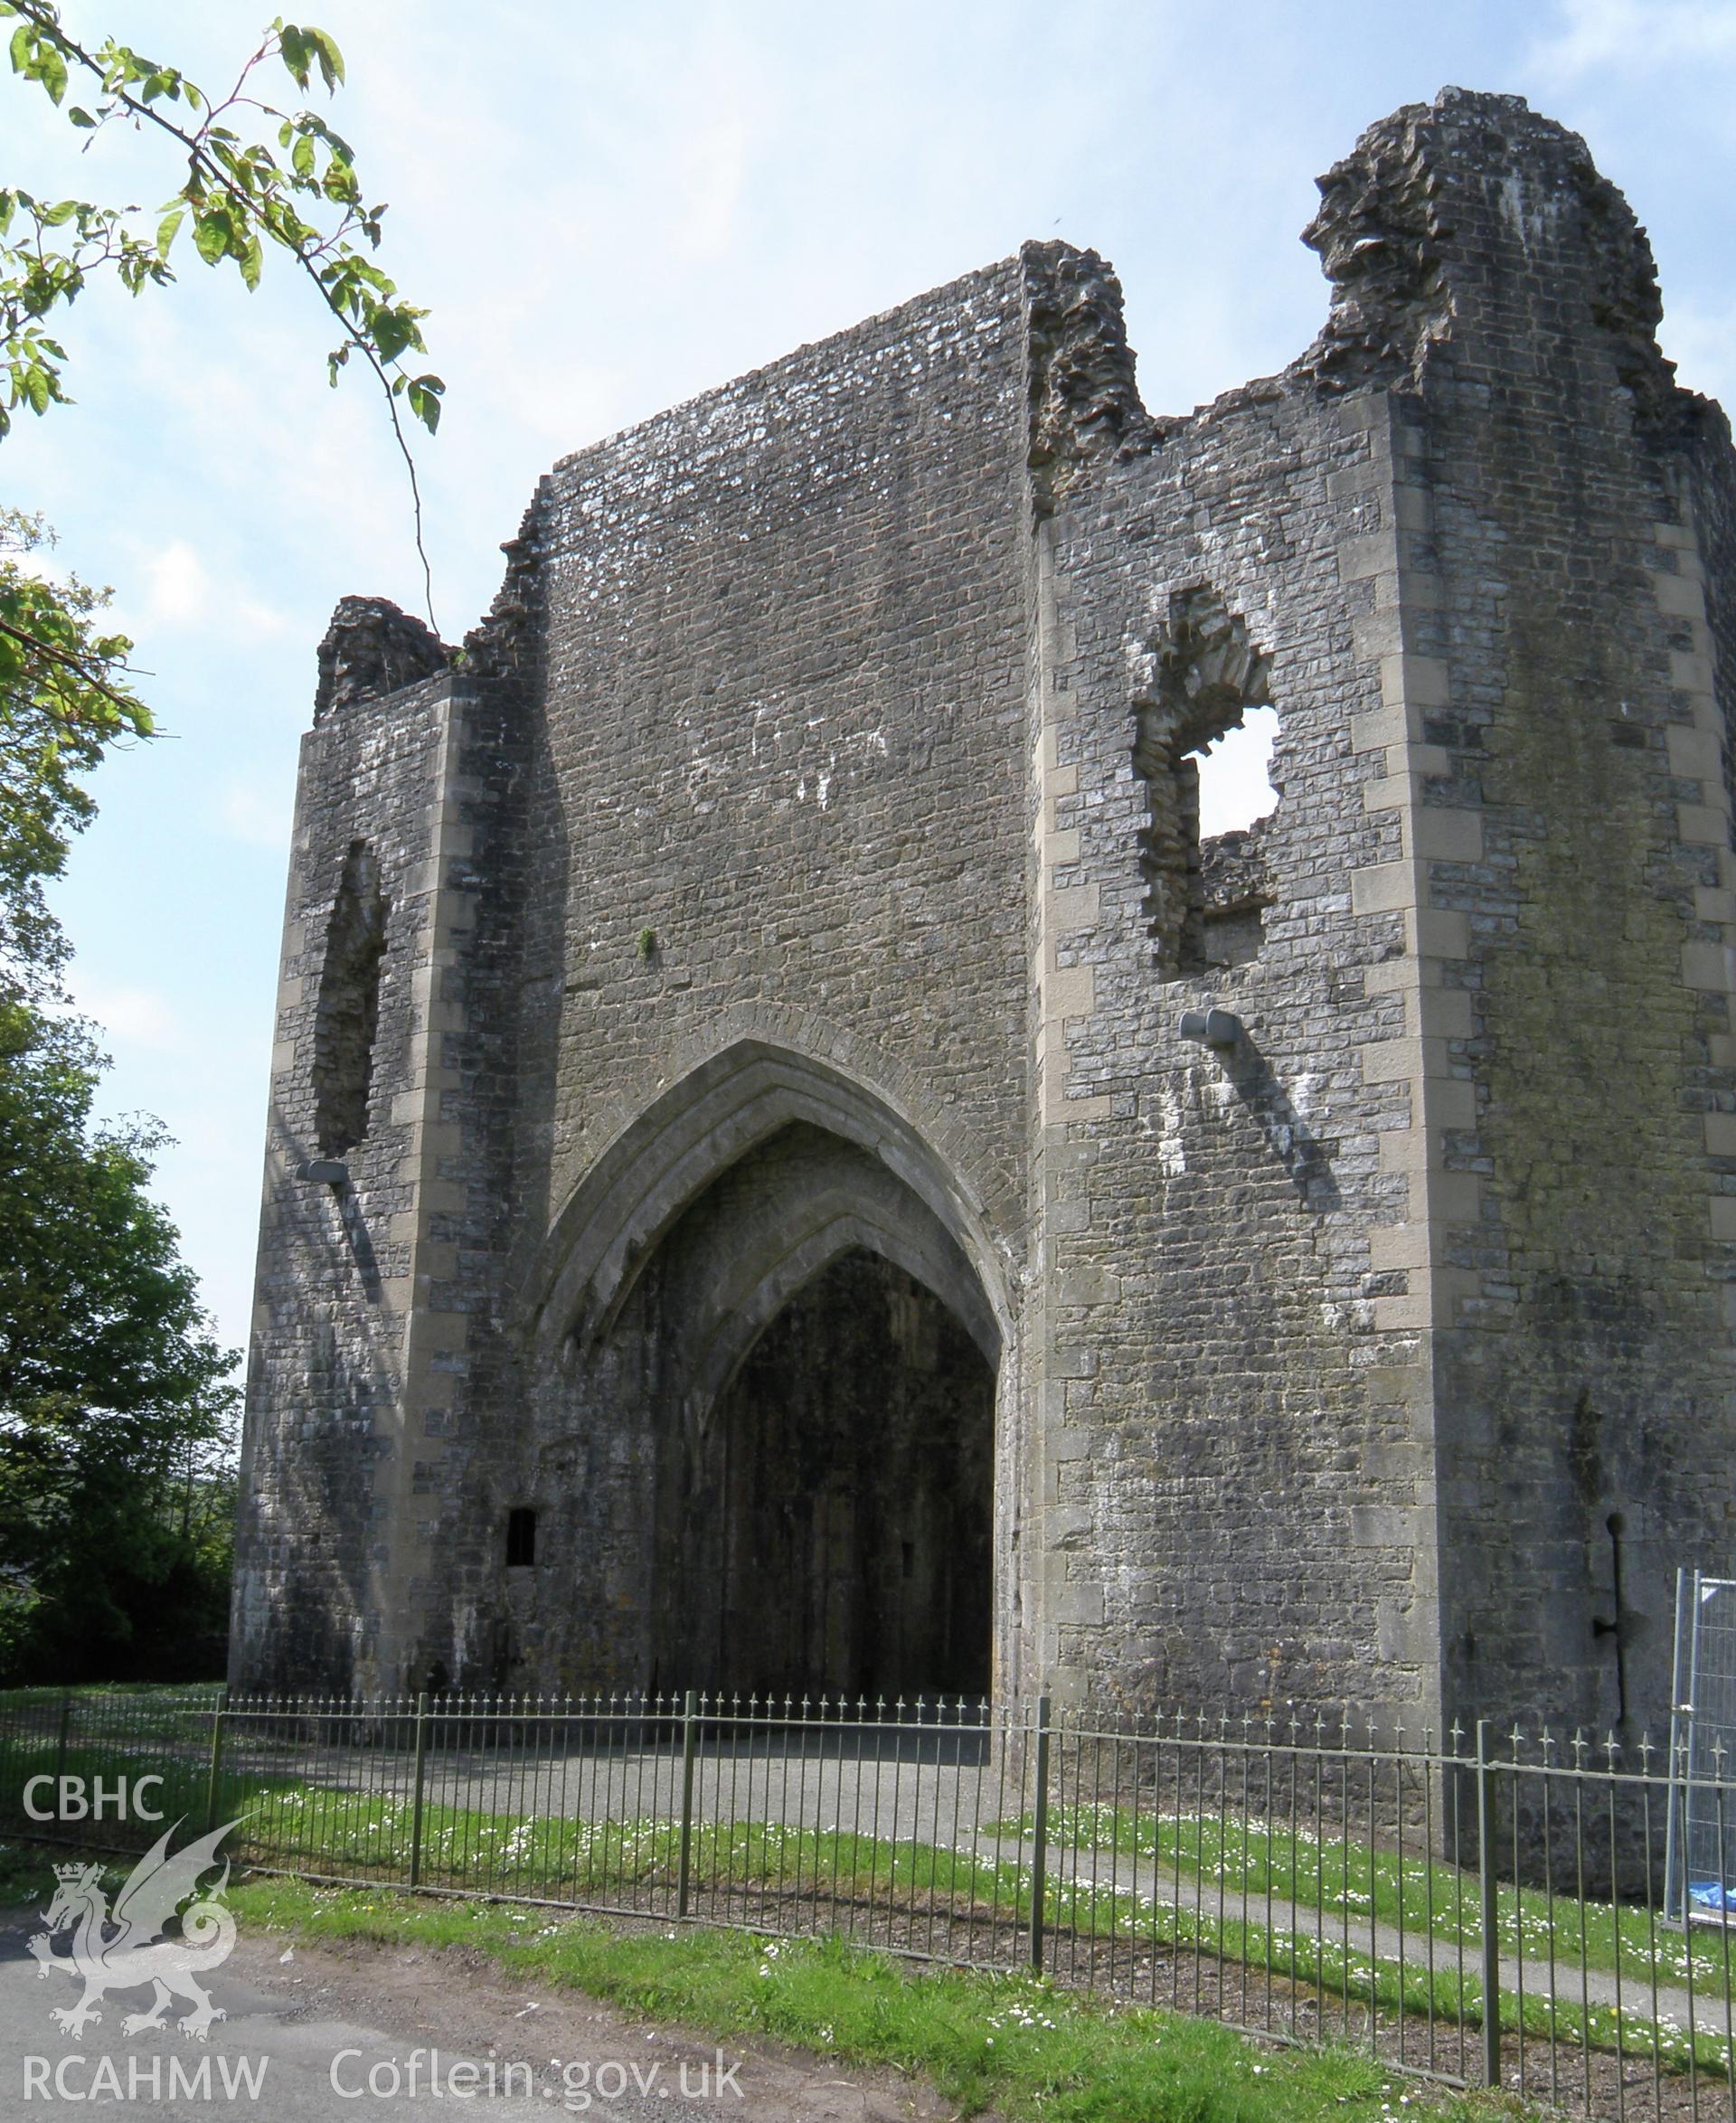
[{"xmin": 23, "ymin": 1776, "xmax": 165, "ymax": 1822}]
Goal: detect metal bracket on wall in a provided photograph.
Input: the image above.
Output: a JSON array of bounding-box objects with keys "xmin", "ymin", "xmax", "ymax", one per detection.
[{"xmin": 1177, "ymin": 1006, "xmax": 1242, "ymax": 1050}]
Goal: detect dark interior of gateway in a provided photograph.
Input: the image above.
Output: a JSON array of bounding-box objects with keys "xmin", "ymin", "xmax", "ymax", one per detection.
[{"xmin": 648, "ymin": 1247, "xmax": 995, "ymax": 1703}]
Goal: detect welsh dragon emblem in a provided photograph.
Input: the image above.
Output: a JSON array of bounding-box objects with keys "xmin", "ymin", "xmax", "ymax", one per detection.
[{"xmin": 26, "ymin": 1820, "xmax": 241, "ymax": 2041}]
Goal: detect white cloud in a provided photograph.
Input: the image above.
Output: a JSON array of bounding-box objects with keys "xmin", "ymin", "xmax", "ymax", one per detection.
[
  {"xmin": 6, "ymin": 543, "xmax": 75, "ymax": 592},
  {"xmin": 126, "ymin": 537, "xmax": 292, "ymax": 639},
  {"xmin": 1528, "ymin": 0, "xmax": 1736, "ymax": 77},
  {"xmin": 142, "ymin": 539, "xmax": 213, "ymax": 625},
  {"xmin": 71, "ymin": 982, "xmax": 185, "ymax": 1053}
]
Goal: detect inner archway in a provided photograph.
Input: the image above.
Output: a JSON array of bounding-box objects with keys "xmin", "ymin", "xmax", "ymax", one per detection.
[
  {"xmin": 532, "ymin": 1048, "xmax": 1012, "ymax": 1705},
  {"xmin": 656, "ymin": 1246, "xmax": 994, "ymax": 1701}
]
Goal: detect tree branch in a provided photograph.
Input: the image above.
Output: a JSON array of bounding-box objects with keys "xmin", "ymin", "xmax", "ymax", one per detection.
[
  {"xmin": 5, "ymin": 1, "xmax": 441, "ymax": 632},
  {"xmin": 0, "ymin": 609, "xmax": 137, "ymax": 712}
]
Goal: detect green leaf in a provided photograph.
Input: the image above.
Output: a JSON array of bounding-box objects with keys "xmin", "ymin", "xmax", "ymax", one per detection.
[
  {"xmin": 311, "ymin": 118, "xmax": 354, "ymax": 165},
  {"xmin": 192, "ymin": 212, "xmax": 228, "ymax": 267},
  {"xmin": 407, "ymin": 374, "xmax": 443, "ymax": 435},
  {"xmin": 0, "ymin": 13, "xmax": 440, "ymax": 628},
  {"xmin": 278, "ymin": 24, "xmax": 309, "ymax": 88},
  {"xmin": 372, "ymin": 307, "xmax": 414, "ymax": 363},
  {"xmin": 309, "ymin": 26, "xmax": 344, "ymax": 90}
]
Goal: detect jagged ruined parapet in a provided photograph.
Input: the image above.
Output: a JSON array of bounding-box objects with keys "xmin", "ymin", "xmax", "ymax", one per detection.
[
  {"xmin": 236, "ymin": 91, "xmax": 1736, "ymax": 1751},
  {"xmin": 1298, "ymin": 85, "xmax": 1679, "ymax": 420},
  {"xmin": 460, "ymin": 498, "xmax": 548, "ymax": 689},
  {"xmin": 1023, "ymin": 240, "xmax": 1155, "ymax": 515},
  {"xmin": 313, "ymin": 596, "xmax": 448, "ymax": 723}
]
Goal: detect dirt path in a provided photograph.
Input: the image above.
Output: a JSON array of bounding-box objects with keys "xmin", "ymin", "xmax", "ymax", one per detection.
[
  {"xmin": 0, "ymin": 1910, "xmax": 966, "ymax": 2120},
  {"xmin": 228, "ymin": 1928, "xmax": 964, "ymax": 2119}
]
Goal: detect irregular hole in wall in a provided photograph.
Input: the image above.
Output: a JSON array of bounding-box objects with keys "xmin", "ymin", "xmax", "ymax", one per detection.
[
  {"xmin": 313, "ymin": 840, "xmax": 390, "ymax": 1157},
  {"xmin": 1197, "ymin": 706, "xmax": 1279, "ymax": 836},
  {"xmin": 1134, "ymin": 587, "xmax": 1277, "ymax": 976}
]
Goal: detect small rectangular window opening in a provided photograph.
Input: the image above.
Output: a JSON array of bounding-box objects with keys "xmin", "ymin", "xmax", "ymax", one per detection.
[{"xmin": 505, "ymin": 1506, "xmax": 537, "ymax": 1569}]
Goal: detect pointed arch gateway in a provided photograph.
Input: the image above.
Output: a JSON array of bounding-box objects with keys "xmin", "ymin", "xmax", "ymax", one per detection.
[{"xmin": 529, "ymin": 1041, "xmax": 1013, "ymax": 1701}]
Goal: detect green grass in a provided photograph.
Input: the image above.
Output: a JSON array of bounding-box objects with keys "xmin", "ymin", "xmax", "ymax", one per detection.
[
  {"xmin": 4, "ymin": 1718, "xmax": 1729, "ymax": 2085},
  {"xmin": 222, "ymin": 1871, "xmax": 1495, "ymax": 2123},
  {"xmin": 4, "ymin": 1810, "xmax": 1726, "ymax": 2093},
  {"xmin": 993, "ymin": 1804, "xmax": 1736, "ymax": 1996},
  {"xmin": 5, "ymin": 1773, "xmax": 1724, "ymax": 2079},
  {"xmin": 0, "ymin": 1738, "xmax": 291, "ymax": 1853},
  {"xmin": 0, "ymin": 1682, "xmax": 224, "ymax": 1702},
  {"xmin": 0, "ymin": 1835, "xmax": 75, "ymax": 1905}
]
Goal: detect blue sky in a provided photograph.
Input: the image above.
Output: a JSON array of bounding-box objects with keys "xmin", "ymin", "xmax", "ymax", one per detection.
[{"xmin": 4, "ymin": 0, "xmax": 1734, "ymax": 1364}]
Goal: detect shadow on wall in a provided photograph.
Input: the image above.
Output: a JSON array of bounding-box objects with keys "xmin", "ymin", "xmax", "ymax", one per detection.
[
  {"xmin": 234, "ymin": 1108, "xmax": 399, "ymax": 1695},
  {"xmin": 1225, "ymin": 1033, "xmax": 1341, "ymax": 1213},
  {"xmin": 335, "ymin": 1183, "xmax": 383, "ymax": 1301}
]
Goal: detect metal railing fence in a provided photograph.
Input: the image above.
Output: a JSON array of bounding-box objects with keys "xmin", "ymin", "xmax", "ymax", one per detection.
[{"xmin": 4, "ymin": 1682, "xmax": 1735, "ymax": 2119}]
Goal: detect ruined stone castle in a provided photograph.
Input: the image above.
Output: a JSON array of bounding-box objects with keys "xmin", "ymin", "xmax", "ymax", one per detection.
[{"xmin": 231, "ymin": 89, "xmax": 1736, "ymax": 1743}]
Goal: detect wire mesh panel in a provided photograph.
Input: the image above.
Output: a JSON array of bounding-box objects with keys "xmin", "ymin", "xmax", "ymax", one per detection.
[{"xmin": 1668, "ymin": 1571, "xmax": 1736, "ymax": 1925}]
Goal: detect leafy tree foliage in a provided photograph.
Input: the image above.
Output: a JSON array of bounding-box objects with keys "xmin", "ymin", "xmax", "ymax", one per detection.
[
  {"xmin": 1, "ymin": 2, "xmax": 443, "ymax": 609},
  {"xmin": 0, "ymin": 7, "xmax": 443, "ymax": 993},
  {"xmin": 0, "ymin": 9, "xmax": 441, "ymax": 1678},
  {"xmin": 0, "ymin": 506, "xmax": 146, "ymax": 1014},
  {"xmin": 0, "ymin": 1015, "xmax": 237, "ymax": 1681}
]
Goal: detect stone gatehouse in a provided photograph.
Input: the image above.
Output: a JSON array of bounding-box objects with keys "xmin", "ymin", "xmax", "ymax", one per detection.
[{"xmin": 231, "ymin": 89, "xmax": 1736, "ymax": 1744}]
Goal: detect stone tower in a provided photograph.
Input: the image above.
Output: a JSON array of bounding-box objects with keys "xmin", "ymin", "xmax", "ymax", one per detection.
[{"xmin": 232, "ymin": 90, "xmax": 1736, "ymax": 1744}]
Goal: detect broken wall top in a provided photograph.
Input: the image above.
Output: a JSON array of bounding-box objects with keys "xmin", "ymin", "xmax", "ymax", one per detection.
[{"xmin": 312, "ymin": 85, "xmax": 1713, "ymax": 718}]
